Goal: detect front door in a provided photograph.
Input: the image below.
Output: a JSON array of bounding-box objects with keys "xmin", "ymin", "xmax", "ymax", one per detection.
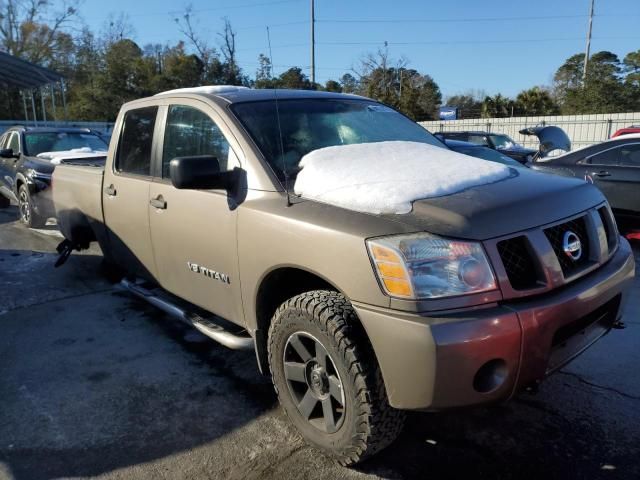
[
  {"xmin": 585, "ymin": 142, "xmax": 640, "ymax": 215},
  {"xmin": 148, "ymin": 102, "xmax": 244, "ymax": 324},
  {"xmin": 102, "ymin": 105, "xmax": 159, "ymax": 279}
]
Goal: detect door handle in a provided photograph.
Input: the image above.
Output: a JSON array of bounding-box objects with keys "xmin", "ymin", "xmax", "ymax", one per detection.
[
  {"xmin": 150, "ymin": 195, "xmax": 167, "ymax": 209},
  {"xmin": 593, "ymin": 171, "xmax": 611, "ymax": 178},
  {"xmin": 104, "ymin": 184, "xmax": 117, "ymax": 196}
]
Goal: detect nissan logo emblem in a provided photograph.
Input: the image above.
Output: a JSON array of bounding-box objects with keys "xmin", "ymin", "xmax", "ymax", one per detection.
[{"xmin": 562, "ymin": 231, "xmax": 582, "ymax": 261}]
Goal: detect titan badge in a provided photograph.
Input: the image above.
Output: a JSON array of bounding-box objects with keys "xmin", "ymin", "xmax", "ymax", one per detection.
[{"xmin": 187, "ymin": 262, "xmax": 231, "ymax": 284}]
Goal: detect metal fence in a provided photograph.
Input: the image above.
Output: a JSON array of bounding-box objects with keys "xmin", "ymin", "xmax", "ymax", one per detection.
[
  {"xmin": 420, "ymin": 112, "xmax": 640, "ymax": 149},
  {"xmin": 0, "ymin": 120, "xmax": 115, "ymax": 136}
]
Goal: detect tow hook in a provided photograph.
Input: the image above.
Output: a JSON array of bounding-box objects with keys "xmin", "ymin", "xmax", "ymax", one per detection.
[{"xmin": 54, "ymin": 239, "xmax": 76, "ymax": 268}]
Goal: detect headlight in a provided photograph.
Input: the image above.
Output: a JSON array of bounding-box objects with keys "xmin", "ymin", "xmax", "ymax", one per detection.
[{"xmin": 366, "ymin": 233, "xmax": 497, "ymax": 299}]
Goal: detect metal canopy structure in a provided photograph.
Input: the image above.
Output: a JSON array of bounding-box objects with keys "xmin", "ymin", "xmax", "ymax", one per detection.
[
  {"xmin": 0, "ymin": 51, "xmax": 67, "ymax": 125},
  {"xmin": 0, "ymin": 51, "xmax": 63, "ymax": 89}
]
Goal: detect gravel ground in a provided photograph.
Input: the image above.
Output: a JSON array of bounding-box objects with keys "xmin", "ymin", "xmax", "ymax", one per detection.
[{"xmin": 0, "ymin": 205, "xmax": 638, "ymax": 480}]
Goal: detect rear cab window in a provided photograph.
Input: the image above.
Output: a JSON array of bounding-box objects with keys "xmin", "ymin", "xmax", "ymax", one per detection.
[{"xmin": 115, "ymin": 106, "xmax": 158, "ymax": 176}]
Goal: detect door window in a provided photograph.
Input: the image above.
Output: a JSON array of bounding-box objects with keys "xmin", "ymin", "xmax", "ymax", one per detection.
[
  {"xmin": 587, "ymin": 146, "xmax": 628, "ymax": 166},
  {"xmin": 115, "ymin": 106, "xmax": 158, "ymax": 176},
  {"xmin": 618, "ymin": 144, "xmax": 640, "ymax": 167},
  {"xmin": 7, "ymin": 133, "xmax": 20, "ymax": 153},
  {"xmin": 468, "ymin": 134, "xmax": 489, "ymax": 146},
  {"xmin": 162, "ymin": 105, "xmax": 238, "ymax": 178}
]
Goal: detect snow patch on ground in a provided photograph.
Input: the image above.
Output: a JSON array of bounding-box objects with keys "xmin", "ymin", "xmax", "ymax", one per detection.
[
  {"xmin": 294, "ymin": 141, "xmax": 512, "ymax": 215},
  {"xmin": 37, "ymin": 148, "xmax": 107, "ymax": 165}
]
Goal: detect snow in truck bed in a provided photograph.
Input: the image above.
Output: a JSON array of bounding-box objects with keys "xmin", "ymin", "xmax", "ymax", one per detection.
[{"xmin": 293, "ymin": 141, "xmax": 512, "ymax": 215}]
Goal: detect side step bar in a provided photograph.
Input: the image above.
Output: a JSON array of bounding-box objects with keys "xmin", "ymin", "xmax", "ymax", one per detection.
[{"xmin": 121, "ymin": 279, "xmax": 254, "ymax": 350}]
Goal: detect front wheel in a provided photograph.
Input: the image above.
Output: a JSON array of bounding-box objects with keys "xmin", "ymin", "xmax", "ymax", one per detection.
[
  {"xmin": 268, "ymin": 290, "xmax": 405, "ymax": 465},
  {"xmin": 17, "ymin": 184, "xmax": 46, "ymax": 228}
]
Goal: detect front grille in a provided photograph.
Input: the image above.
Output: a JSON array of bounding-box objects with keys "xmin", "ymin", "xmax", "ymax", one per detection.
[
  {"xmin": 497, "ymin": 236, "xmax": 539, "ymax": 290},
  {"xmin": 598, "ymin": 206, "xmax": 618, "ymax": 253},
  {"xmin": 544, "ymin": 216, "xmax": 591, "ymax": 278}
]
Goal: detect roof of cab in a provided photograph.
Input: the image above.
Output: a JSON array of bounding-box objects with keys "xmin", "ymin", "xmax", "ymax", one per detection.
[{"xmin": 153, "ymin": 85, "xmax": 365, "ymax": 104}]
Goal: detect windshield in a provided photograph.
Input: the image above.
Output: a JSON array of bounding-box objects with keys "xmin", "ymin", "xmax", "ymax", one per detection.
[
  {"xmin": 489, "ymin": 134, "xmax": 518, "ymax": 149},
  {"xmin": 453, "ymin": 145, "xmax": 522, "ymax": 167},
  {"xmin": 231, "ymin": 99, "xmax": 444, "ymax": 181},
  {"xmin": 24, "ymin": 132, "xmax": 108, "ymax": 156}
]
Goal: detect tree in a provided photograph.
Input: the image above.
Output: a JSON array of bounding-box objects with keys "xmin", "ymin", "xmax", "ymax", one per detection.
[
  {"xmin": 481, "ymin": 94, "xmax": 513, "ymax": 118},
  {"xmin": 0, "ymin": 0, "xmax": 78, "ymax": 64},
  {"xmin": 324, "ymin": 79, "xmax": 341, "ymax": 92},
  {"xmin": 553, "ymin": 51, "xmax": 635, "ymax": 114},
  {"xmin": 622, "ymin": 49, "xmax": 640, "ymax": 109},
  {"xmin": 514, "ymin": 87, "xmax": 559, "ymax": 116},
  {"xmin": 355, "ymin": 49, "xmax": 441, "ymax": 120},
  {"xmin": 339, "ymin": 73, "xmax": 358, "ymax": 93},
  {"xmin": 254, "ymin": 53, "xmax": 274, "ymax": 88},
  {"xmin": 276, "ymin": 67, "xmax": 314, "ymax": 90}
]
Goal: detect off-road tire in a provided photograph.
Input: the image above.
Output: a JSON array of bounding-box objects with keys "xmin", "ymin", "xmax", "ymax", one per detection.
[
  {"xmin": 17, "ymin": 184, "xmax": 46, "ymax": 228},
  {"xmin": 268, "ymin": 290, "xmax": 405, "ymax": 465},
  {"xmin": 0, "ymin": 194, "xmax": 10, "ymax": 208}
]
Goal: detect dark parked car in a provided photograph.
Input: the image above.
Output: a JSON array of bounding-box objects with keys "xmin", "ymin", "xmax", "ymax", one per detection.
[
  {"xmin": 435, "ymin": 130, "xmax": 536, "ymax": 163},
  {"xmin": 530, "ymin": 133, "xmax": 640, "ymax": 232},
  {"xmin": 0, "ymin": 126, "xmax": 108, "ymax": 227},
  {"xmin": 444, "ymin": 139, "xmax": 525, "ymax": 167}
]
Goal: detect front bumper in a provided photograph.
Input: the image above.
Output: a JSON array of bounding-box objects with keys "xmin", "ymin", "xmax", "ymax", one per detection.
[
  {"xmin": 26, "ymin": 180, "xmax": 55, "ymax": 220},
  {"xmin": 354, "ymin": 237, "xmax": 635, "ymax": 410}
]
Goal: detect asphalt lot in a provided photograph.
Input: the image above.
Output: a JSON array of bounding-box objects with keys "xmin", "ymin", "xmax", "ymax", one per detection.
[{"xmin": 0, "ymin": 204, "xmax": 639, "ymax": 480}]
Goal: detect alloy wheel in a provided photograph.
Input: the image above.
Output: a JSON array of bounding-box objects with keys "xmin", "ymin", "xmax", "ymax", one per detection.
[
  {"xmin": 283, "ymin": 331, "xmax": 346, "ymax": 434},
  {"xmin": 18, "ymin": 188, "xmax": 30, "ymax": 223}
]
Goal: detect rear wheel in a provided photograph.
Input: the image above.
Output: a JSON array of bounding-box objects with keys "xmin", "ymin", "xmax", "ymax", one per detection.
[
  {"xmin": 17, "ymin": 184, "xmax": 46, "ymax": 228},
  {"xmin": 268, "ymin": 290, "xmax": 405, "ymax": 465}
]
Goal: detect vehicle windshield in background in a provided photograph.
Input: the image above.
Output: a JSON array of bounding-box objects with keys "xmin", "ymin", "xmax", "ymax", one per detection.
[
  {"xmin": 454, "ymin": 145, "xmax": 522, "ymax": 167},
  {"xmin": 24, "ymin": 132, "xmax": 108, "ymax": 156},
  {"xmin": 231, "ymin": 99, "xmax": 444, "ymax": 181},
  {"xmin": 489, "ymin": 134, "xmax": 517, "ymax": 150}
]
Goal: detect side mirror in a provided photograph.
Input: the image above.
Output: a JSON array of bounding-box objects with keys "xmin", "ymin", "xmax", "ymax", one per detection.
[
  {"xmin": 170, "ymin": 155, "xmax": 238, "ymax": 192},
  {"xmin": 0, "ymin": 148, "xmax": 17, "ymax": 159}
]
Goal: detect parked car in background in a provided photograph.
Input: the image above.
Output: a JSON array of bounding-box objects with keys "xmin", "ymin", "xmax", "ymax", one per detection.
[
  {"xmin": 435, "ymin": 130, "xmax": 536, "ymax": 164},
  {"xmin": 444, "ymin": 139, "xmax": 525, "ymax": 167},
  {"xmin": 611, "ymin": 125, "xmax": 640, "ymax": 138},
  {"xmin": 519, "ymin": 125, "xmax": 572, "ymax": 159},
  {"xmin": 530, "ymin": 133, "xmax": 640, "ymax": 232},
  {"xmin": 0, "ymin": 126, "xmax": 108, "ymax": 227}
]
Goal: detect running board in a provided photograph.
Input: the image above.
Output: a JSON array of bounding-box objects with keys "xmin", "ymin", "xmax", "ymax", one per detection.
[{"xmin": 120, "ymin": 278, "xmax": 254, "ymax": 350}]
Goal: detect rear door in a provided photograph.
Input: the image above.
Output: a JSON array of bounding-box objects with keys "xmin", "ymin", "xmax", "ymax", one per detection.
[
  {"xmin": 584, "ymin": 142, "xmax": 640, "ymax": 214},
  {"xmin": 148, "ymin": 101, "xmax": 244, "ymax": 324},
  {"xmin": 102, "ymin": 105, "xmax": 160, "ymax": 279}
]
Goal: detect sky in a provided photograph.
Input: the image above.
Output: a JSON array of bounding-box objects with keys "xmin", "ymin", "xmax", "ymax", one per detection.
[{"xmin": 73, "ymin": 0, "xmax": 640, "ymax": 99}]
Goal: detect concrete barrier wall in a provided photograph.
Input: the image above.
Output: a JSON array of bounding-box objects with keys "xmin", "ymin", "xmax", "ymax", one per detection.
[{"xmin": 420, "ymin": 112, "xmax": 640, "ymax": 149}]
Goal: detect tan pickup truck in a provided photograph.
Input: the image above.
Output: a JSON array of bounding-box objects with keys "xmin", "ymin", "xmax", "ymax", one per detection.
[{"xmin": 52, "ymin": 86, "xmax": 635, "ymax": 465}]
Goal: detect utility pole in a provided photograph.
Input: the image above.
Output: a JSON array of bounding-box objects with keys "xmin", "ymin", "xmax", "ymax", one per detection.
[
  {"xmin": 310, "ymin": 0, "xmax": 315, "ymax": 85},
  {"xmin": 582, "ymin": 0, "xmax": 595, "ymax": 82}
]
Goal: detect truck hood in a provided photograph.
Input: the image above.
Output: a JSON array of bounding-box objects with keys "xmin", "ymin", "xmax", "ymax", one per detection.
[{"xmin": 384, "ymin": 167, "xmax": 604, "ymax": 240}]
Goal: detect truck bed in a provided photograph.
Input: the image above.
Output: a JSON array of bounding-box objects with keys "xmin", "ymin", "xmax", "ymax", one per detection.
[{"xmin": 53, "ymin": 162, "xmax": 105, "ymax": 248}]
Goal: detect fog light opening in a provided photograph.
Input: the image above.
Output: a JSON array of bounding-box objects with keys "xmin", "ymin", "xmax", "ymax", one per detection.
[{"xmin": 473, "ymin": 359, "xmax": 508, "ymax": 394}]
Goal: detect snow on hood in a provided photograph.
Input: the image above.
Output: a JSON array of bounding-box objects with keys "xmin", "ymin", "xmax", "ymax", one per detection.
[
  {"xmin": 293, "ymin": 141, "xmax": 512, "ymax": 215},
  {"xmin": 37, "ymin": 147, "xmax": 108, "ymax": 165}
]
